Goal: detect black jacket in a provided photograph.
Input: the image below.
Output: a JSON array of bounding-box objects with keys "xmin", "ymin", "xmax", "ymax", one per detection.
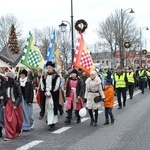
[
  {"xmin": 0, "ymin": 80, "xmax": 7, "ymax": 105},
  {"xmin": 21, "ymin": 80, "xmax": 34, "ymax": 104},
  {"xmin": 4, "ymin": 81, "xmax": 22, "ymax": 107}
]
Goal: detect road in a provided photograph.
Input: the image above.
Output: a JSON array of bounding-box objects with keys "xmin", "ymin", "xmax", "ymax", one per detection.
[{"xmin": 0, "ymin": 89, "xmax": 150, "ymax": 150}]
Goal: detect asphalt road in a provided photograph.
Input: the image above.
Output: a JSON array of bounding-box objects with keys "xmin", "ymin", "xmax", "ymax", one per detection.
[{"xmin": 0, "ymin": 89, "xmax": 150, "ymax": 150}]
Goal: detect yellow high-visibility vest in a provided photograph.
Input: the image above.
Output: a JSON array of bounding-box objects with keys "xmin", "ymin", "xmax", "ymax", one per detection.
[
  {"xmin": 127, "ymin": 72, "xmax": 134, "ymax": 83},
  {"xmin": 146, "ymin": 71, "xmax": 150, "ymax": 77},
  {"xmin": 138, "ymin": 70, "xmax": 146, "ymax": 78},
  {"xmin": 114, "ymin": 73, "xmax": 126, "ymax": 88}
]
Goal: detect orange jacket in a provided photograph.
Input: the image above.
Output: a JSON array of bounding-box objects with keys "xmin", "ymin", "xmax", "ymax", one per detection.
[{"xmin": 104, "ymin": 85, "xmax": 114, "ymax": 108}]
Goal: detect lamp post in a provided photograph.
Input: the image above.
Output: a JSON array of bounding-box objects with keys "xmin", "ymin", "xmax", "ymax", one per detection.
[
  {"xmin": 139, "ymin": 26, "xmax": 149, "ymax": 66},
  {"xmin": 120, "ymin": 8, "xmax": 134, "ymax": 68},
  {"xmin": 59, "ymin": 0, "xmax": 74, "ymax": 63}
]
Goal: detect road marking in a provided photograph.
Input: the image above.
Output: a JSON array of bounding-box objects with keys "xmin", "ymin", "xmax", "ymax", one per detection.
[
  {"xmin": 52, "ymin": 127, "xmax": 71, "ymax": 134},
  {"xmin": 98, "ymin": 110, "xmax": 103, "ymax": 114},
  {"xmin": 16, "ymin": 140, "xmax": 43, "ymax": 150},
  {"xmin": 114, "ymin": 90, "xmax": 141, "ymax": 106},
  {"xmin": 81, "ymin": 117, "xmax": 89, "ymax": 122}
]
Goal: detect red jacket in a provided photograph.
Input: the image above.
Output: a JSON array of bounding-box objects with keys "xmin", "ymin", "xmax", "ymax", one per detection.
[{"xmin": 104, "ymin": 85, "xmax": 114, "ymax": 108}]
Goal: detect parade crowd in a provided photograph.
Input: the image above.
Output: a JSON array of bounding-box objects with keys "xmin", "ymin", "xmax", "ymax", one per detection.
[{"xmin": 0, "ymin": 61, "xmax": 149, "ymax": 141}]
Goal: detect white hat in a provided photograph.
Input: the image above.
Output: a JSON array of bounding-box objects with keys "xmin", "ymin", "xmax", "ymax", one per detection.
[{"xmin": 5, "ymin": 72, "xmax": 15, "ymax": 79}]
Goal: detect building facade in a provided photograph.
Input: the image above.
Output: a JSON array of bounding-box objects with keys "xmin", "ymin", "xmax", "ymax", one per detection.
[{"xmin": 91, "ymin": 50, "xmax": 150, "ymax": 69}]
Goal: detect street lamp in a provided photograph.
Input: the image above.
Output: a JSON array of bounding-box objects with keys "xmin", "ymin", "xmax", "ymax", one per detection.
[
  {"xmin": 59, "ymin": 22, "xmax": 67, "ymax": 33},
  {"xmin": 120, "ymin": 8, "xmax": 134, "ymax": 68},
  {"xmin": 59, "ymin": 0, "xmax": 74, "ymax": 63},
  {"xmin": 139, "ymin": 26, "xmax": 149, "ymax": 66}
]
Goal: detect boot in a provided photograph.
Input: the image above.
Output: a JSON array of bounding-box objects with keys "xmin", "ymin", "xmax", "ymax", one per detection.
[
  {"xmin": 65, "ymin": 109, "xmax": 72, "ymax": 124},
  {"xmin": 103, "ymin": 119, "xmax": 109, "ymax": 125},
  {"xmin": 123, "ymin": 101, "xmax": 126, "ymax": 107},
  {"xmin": 94, "ymin": 109, "xmax": 98, "ymax": 126},
  {"xmin": 64, "ymin": 119, "xmax": 71, "ymax": 125},
  {"xmin": 58, "ymin": 105, "xmax": 64, "ymax": 116},
  {"xmin": 88, "ymin": 109, "xmax": 94, "ymax": 126},
  {"xmin": 75, "ymin": 110, "xmax": 81, "ymax": 123},
  {"xmin": 49, "ymin": 124, "xmax": 55, "ymax": 131},
  {"xmin": 111, "ymin": 116, "xmax": 115, "ymax": 124}
]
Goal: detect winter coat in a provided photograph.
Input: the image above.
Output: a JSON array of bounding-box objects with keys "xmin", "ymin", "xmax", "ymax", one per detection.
[
  {"xmin": 4, "ymin": 81, "xmax": 22, "ymax": 107},
  {"xmin": 85, "ymin": 76, "xmax": 105, "ymax": 110},
  {"xmin": 104, "ymin": 85, "xmax": 114, "ymax": 108},
  {"xmin": 21, "ymin": 80, "xmax": 34, "ymax": 104}
]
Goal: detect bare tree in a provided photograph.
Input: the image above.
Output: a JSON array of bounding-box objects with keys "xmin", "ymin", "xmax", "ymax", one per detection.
[
  {"xmin": 32, "ymin": 26, "xmax": 55, "ymax": 58},
  {"xmin": 0, "ymin": 14, "xmax": 23, "ymax": 50},
  {"xmin": 56, "ymin": 30, "xmax": 71, "ymax": 69},
  {"xmin": 96, "ymin": 9, "xmax": 140, "ymax": 67},
  {"xmin": 32, "ymin": 27, "xmax": 72, "ymax": 69}
]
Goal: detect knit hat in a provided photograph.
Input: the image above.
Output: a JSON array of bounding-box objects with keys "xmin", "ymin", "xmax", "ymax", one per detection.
[
  {"xmin": 105, "ymin": 79, "xmax": 111, "ymax": 85},
  {"xmin": 70, "ymin": 69, "xmax": 79, "ymax": 76},
  {"xmin": 46, "ymin": 61, "xmax": 55, "ymax": 68},
  {"xmin": 20, "ymin": 69, "xmax": 28, "ymax": 77},
  {"xmin": 5, "ymin": 72, "xmax": 15, "ymax": 79}
]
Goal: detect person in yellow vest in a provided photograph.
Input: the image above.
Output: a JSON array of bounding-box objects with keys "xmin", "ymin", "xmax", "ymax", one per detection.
[
  {"xmin": 146, "ymin": 67, "xmax": 150, "ymax": 89},
  {"xmin": 127, "ymin": 68, "xmax": 136, "ymax": 99},
  {"xmin": 114, "ymin": 67, "xmax": 128, "ymax": 109},
  {"xmin": 138, "ymin": 67, "xmax": 147, "ymax": 94}
]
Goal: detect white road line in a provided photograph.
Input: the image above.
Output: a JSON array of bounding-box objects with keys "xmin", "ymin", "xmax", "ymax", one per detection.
[
  {"xmin": 113, "ymin": 90, "xmax": 141, "ymax": 106},
  {"xmin": 16, "ymin": 140, "xmax": 43, "ymax": 150},
  {"xmin": 81, "ymin": 117, "xmax": 89, "ymax": 122},
  {"xmin": 98, "ymin": 110, "xmax": 103, "ymax": 114},
  {"xmin": 52, "ymin": 127, "xmax": 71, "ymax": 134}
]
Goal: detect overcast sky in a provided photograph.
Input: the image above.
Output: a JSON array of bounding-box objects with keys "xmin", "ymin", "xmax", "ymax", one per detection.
[{"xmin": 1, "ymin": 0, "xmax": 150, "ymax": 49}]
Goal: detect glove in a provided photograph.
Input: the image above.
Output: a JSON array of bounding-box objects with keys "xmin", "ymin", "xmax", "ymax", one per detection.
[
  {"xmin": 84, "ymin": 98, "xmax": 87, "ymax": 103},
  {"xmin": 102, "ymin": 98, "xmax": 105, "ymax": 102}
]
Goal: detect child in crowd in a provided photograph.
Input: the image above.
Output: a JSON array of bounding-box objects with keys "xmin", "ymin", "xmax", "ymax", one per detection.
[{"xmin": 103, "ymin": 79, "xmax": 115, "ymax": 125}]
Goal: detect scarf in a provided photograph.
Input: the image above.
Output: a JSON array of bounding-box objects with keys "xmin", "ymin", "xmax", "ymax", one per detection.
[{"xmin": 20, "ymin": 77, "xmax": 27, "ymax": 87}]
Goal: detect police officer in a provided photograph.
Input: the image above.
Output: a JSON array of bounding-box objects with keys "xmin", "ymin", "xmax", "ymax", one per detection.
[
  {"xmin": 138, "ymin": 67, "xmax": 147, "ymax": 94},
  {"xmin": 126, "ymin": 68, "xmax": 136, "ymax": 99},
  {"xmin": 114, "ymin": 67, "xmax": 128, "ymax": 109}
]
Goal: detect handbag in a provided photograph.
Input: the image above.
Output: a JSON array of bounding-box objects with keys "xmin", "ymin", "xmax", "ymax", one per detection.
[
  {"xmin": 88, "ymin": 88, "xmax": 102, "ymax": 103},
  {"xmin": 94, "ymin": 95, "xmax": 102, "ymax": 103}
]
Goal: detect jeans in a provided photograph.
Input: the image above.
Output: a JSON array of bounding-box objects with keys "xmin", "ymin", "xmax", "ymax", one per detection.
[{"xmin": 105, "ymin": 108, "xmax": 113, "ymax": 119}]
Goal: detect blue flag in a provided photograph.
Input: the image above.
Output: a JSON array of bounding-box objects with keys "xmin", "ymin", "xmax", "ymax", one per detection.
[{"xmin": 44, "ymin": 30, "xmax": 55, "ymax": 67}]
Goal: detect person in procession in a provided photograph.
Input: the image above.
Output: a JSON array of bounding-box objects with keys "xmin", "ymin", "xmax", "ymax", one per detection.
[
  {"xmin": 114, "ymin": 67, "xmax": 128, "ymax": 109},
  {"xmin": 42, "ymin": 61, "xmax": 61, "ymax": 131},
  {"xmin": 138, "ymin": 67, "xmax": 147, "ymax": 94},
  {"xmin": 0, "ymin": 74, "xmax": 6, "ymax": 138},
  {"xmin": 19, "ymin": 69, "xmax": 34, "ymax": 131},
  {"xmin": 64, "ymin": 68, "xmax": 84, "ymax": 125},
  {"xmin": 33, "ymin": 69, "xmax": 46, "ymax": 119},
  {"xmin": 85, "ymin": 71, "xmax": 105, "ymax": 126},
  {"xmin": 3, "ymin": 72, "xmax": 23, "ymax": 140},
  {"xmin": 103, "ymin": 79, "xmax": 115, "ymax": 125},
  {"xmin": 126, "ymin": 68, "xmax": 136, "ymax": 99}
]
